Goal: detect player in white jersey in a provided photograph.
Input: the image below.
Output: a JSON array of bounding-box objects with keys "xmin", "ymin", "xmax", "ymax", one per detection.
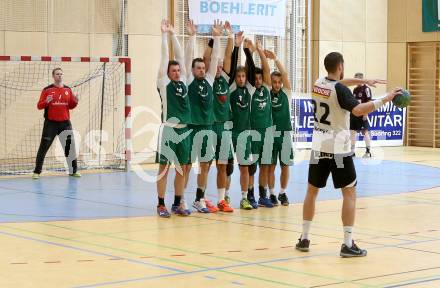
[{"xmin": 295, "ymin": 52, "xmax": 402, "ymax": 257}]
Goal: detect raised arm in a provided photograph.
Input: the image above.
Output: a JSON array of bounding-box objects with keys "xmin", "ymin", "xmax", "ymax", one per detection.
[
  {"xmin": 203, "ymin": 39, "xmax": 213, "ymax": 72},
  {"xmin": 244, "ymin": 39, "xmax": 256, "ymax": 86},
  {"xmin": 207, "ymin": 20, "xmax": 222, "ymax": 79},
  {"xmin": 348, "ymin": 87, "xmax": 401, "ymax": 117},
  {"xmin": 158, "ymin": 19, "xmax": 170, "ymax": 79},
  {"xmin": 256, "ymin": 40, "xmax": 271, "ymax": 85},
  {"xmin": 169, "ymin": 24, "xmax": 186, "ymax": 78},
  {"xmin": 265, "ymin": 49, "xmax": 292, "ymax": 91},
  {"xmin": 185, "ymin": 20, "xmax": 197, "ymax": 79},
  {"xmin": 228, "ymin": 31, "xmax": 243, "ymax": 84},
  {"xmin": 222, "ymin": 21, "xmax": 234, "ymax": 75}
]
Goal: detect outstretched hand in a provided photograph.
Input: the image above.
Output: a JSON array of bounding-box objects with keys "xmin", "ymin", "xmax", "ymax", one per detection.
[
  {"xmin": 161, "ymin": 19, "xmax": 170, "ymax": 33},
  {"xmin": 256, "ymin": 40, "xmax": 264, "ymax": 52},
  {"xmin": 264, "ymin": 49, "xmax": 277, "ymax": 60},
  {"xmin": 187, "ymin": 19, "xmax": 197, "ymax": 36},
  {"xmin": 364, "ymin": 79, "xmax": 387, "ymax": 88},
  {"xmin": 212, "ymin": 19, "xmax": 223, "ymax": 37},
  {"xmin": 385, "ymin": 87, "xmax": 403, "ymax": 102},
  {"xmin": 235, "ymin": 31, "xmax": 244, "ymax": 47},
  {"xmin": 244, "ymin": 38, "xmax": 256, "ymax": 52},
  {"xmin": 224, "ymin": 21, "xmax": 233, "ymax": 36}
]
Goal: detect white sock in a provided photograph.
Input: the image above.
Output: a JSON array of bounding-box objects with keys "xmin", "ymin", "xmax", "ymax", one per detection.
[
  {"xmin": 269, "ymin": 188, "xmax": 275, "ymax": 195},
  {"xmin": 280, "ymin": 188, "xmax": 286, "ymax": 195},
  {"xmin": 344, "ymin": 226, "xmax": 353, "ymax": 247},
  {"xmin": 225, "ymin": 189, "xmax": 229, "ymax": 197},
  {"xmin": 301, "ymin": 220, "xmax": 312, "ymax": 240},
  {"xmin": 218, "ymin": 188, "xmax": 226, "ymax": 202},
  {"xmin": 241, "ymin": 191, "xmax": 247, "ymax": 199}
]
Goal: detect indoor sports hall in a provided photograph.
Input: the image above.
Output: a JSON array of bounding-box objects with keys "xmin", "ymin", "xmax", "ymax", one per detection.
[{"xmin": 1, "ymin": 1, "xmax": 440, "ymax": 287}]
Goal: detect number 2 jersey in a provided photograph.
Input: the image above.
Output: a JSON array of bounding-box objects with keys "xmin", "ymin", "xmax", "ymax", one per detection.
[{"xmin": 311, "ymin": 77, "xmax": 359, "ymax": 155}]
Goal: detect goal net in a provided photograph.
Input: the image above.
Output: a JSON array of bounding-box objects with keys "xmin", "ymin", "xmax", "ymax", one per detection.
[{"xmin": 0, "ymin": 56, "xmax": 132, "ymax": 175}]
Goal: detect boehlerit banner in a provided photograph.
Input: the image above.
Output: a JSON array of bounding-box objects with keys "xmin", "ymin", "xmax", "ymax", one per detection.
[
  {"xmin": 188, "ymin": 0, "xmax": 287, "ymax": 36},
  {"xmin": 423, "ymin": 0, "xmax": 440, "ymax": 32}
]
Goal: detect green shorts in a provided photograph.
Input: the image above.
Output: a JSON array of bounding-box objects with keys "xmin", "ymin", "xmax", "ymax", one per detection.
[
  {"xmin": 213, "ymin": 122, "xmax": 233, "ymax": 163},
  {"xmin": 232, "ymin": 130, "xmax": 254, "ymax": 166},
  {"xmin": 251, "ymin": 128, "xmax": 274, "ymax": 165},
  {"xmin": 156, "ymin": 125, "xmax": 191, "ymax": 165},
  {"xmin": 272, "ymin": 130, "xmax": 295, "ymax": 166},
  {"xmin": 188, "ymin": 124, "xmax": 216, "ymax": 163}
]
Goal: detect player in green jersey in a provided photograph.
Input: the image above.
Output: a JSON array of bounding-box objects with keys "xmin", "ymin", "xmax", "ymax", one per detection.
[
  {"xmin": 156, "ymin": 20, "xmax": 192, "ymax": 218},
  {"xmin": 242, "ymin": 39, "xmax": 275, "ymax": 209},
  {"xmin": 202, "ymin": 22, "xmax": 241, "ymax": 212},
  {"xmin": 184, "ymin": 20, "xmax": 223, "ymax": 213},
  {"xmin": 265, "ymin": 49, "xmax": 294, "ymax": 207}
]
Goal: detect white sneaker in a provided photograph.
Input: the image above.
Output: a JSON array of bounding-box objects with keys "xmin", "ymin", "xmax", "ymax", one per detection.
[
  {"xmin": 192, "ymin": 199, "xmax": 209, "ymax": 213},
  {"xmin": 363, "ymin": 152, "xmax": 372, "ymax": 158}
]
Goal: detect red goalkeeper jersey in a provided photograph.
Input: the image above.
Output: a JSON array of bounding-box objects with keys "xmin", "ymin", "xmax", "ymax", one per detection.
[{"xmin": 37, "ymin": 84, "xmax": 78, "ymax": 121}]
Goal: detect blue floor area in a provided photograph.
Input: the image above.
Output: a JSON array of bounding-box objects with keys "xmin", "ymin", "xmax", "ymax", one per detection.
[{"xmin": 0, "ymin": 160, "xmax": 439, "ymax": 223}]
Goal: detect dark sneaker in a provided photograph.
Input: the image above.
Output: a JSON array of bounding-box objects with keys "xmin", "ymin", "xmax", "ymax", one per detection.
[
  {"xmin": 340, "ymin": 241, "xmax": 367, "ymax": 258},
  {"xmin": 295, "ymin": 238, "xmax": 310, "ymax": 252},
  {"xmin": 278, "ymin": 193, "xmax": 289, "ymax": 206},
  {"xmin": 270, "ymin": 194, "xmax": 279, "ymax": 206},
  {"xmin": 157, "ymin": 205, "xmax": 171, "ymax": 218},
  {"xmin": 247, "ymin": 195, "xmax": 259, "ymax": 209},
  {"xmin": 258, "ymin": 197, "xmax": 274, "ymax": 208},
  {"xmin": 171, "ymin": 204, "xmax": 191, "ymax": 216}
]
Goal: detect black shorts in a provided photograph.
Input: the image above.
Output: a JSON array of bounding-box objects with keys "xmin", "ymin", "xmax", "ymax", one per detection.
[
  {"xmin": 308, "ymin": 151, "xmax": 357, "ymax": 189},
  {"xmin": 350, "ymin": 114, "xmax": 369, "ymax": 131}
]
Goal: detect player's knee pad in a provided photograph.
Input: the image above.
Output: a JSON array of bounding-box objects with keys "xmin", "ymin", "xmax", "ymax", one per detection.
[{"xmin": 248, "ymin": 164, "xmax": 257, "ymax": 176}]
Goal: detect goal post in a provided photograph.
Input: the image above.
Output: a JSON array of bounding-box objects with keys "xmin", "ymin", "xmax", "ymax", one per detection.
[{"xmin": 0, "ymin": 56, "xmax": 132, "ymax": 175}]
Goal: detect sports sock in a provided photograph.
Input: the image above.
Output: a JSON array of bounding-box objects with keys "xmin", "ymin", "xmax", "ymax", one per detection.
[
  {"xmin": 301, "ymin": 220, "xmax": 312, "ymax": 240},
  {"xmin": 217, "ymin": 188, "xmax": 226, "ymax": 202},
  {"xmin": 173, "ymin": 195, "xmax": 181, "ymax": 207},
  {"xmin": 344, "ymin": 226, "xmax": 353, "ymax": 248}
]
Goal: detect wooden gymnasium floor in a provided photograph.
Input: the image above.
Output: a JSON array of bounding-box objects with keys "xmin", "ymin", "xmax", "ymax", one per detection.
[{"xmin": 0, "ymin": 146, "xmax": 440, "ymax": 288}]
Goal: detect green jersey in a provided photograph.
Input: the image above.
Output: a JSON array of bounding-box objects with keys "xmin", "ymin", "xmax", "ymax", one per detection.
[
  {"xmin": 271, "ymin": 87, "xmax": 292, "ymax": 131},
  {"xmin": 230, "ymin": 82, "xmax": 255, "ymax": 132},
  {"xmin": 157, "ymin": 77, "xmax": 191, "ymax": 124},
  {"xmin": 250, "ymin": 84, "xmax": 272, "ymax": 129},
  {"xmin": 187, "ymin": 75, "xmax": 214, "ymax": 125},
  {"xmin": 213, "ymin": 71, "xmax": 231, "ymax": 123}
]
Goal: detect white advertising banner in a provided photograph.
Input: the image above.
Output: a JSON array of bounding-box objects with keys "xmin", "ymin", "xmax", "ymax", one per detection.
[{"xmin": 188, "ymin": 0, "xmax": 287, "ymax": 36}]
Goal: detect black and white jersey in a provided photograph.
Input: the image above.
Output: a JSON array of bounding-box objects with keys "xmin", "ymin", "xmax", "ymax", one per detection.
[{"xmin": 311, "ymin": 77, "xmax": 359, "ymax": 154}]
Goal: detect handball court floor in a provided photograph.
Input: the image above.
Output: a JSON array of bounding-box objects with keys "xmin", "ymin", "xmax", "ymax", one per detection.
[{"xmin": 0, "ymin": 146, "xmax": 440, "ymax": 288}]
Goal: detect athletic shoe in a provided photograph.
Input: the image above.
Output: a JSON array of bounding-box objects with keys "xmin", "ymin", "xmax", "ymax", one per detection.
[
  {"xmin": 340, "ymin": 241, "xmax": 367, "ymax": 258},
  {"xmin": 180, "ymin": 199, "xmax": 192, "ymax": 215},
  {"xmin": 363, "ymin": 152, "xmax": 372, "ymax": 158},
  {"xmin": 69, "ymin": 172, "xmax": 81, "ymax": 177},
  {"xmin": 225, "ymin": 195, "xmax": 231, "ymax": 204},
  {"xmin": 258, "ymin": 197, "xmax": 274, "ymax": 208},
  {"xmin": 157, "ymin": 205, "xmax": 171, "ymax": 218},
  {"xmin": 278, "ymin": 193, "xmax": 289, "ymax": 206},
  {"xmin": 218, "ymin": 200, "xmax": 234, "ymax": 212},
  {"xmin": 192, "ymin": 199, "xmax": 209, "ymax": 213},
  {"xmin": 240, "ymin": 198, "xmax": 253, "ymax": 210},
  {"xmin": 247, "ymin": 195, "xmax": 259, "ymax": 209},
  {"xmin": 171, "ymin": 204, "xmax": 191, "ymax": 216},
  {"xmin": 295, "ymin": 238, "xmax": 310, "ymax": 252},
  {"xmin": 204, "ymin": 199, "xmax": 219, "ymax": 213},
  {"xmin": 32, "ymin": 173, "xmax": 40, "ymax": 180},
  {"xmin": 270, "ymin": 194, "xmax": 279, "ymax": 206}
]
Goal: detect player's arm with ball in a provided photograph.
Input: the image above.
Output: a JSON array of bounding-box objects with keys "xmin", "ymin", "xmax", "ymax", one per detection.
[{"xmin": 351, "ymin": 87, "xmax": 403, "ymax": 117}]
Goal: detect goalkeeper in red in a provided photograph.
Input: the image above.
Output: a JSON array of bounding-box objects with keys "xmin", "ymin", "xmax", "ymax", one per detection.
[{"xmin": 33, "ymin": 68, "xmax": 80, "ymax": 179}]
